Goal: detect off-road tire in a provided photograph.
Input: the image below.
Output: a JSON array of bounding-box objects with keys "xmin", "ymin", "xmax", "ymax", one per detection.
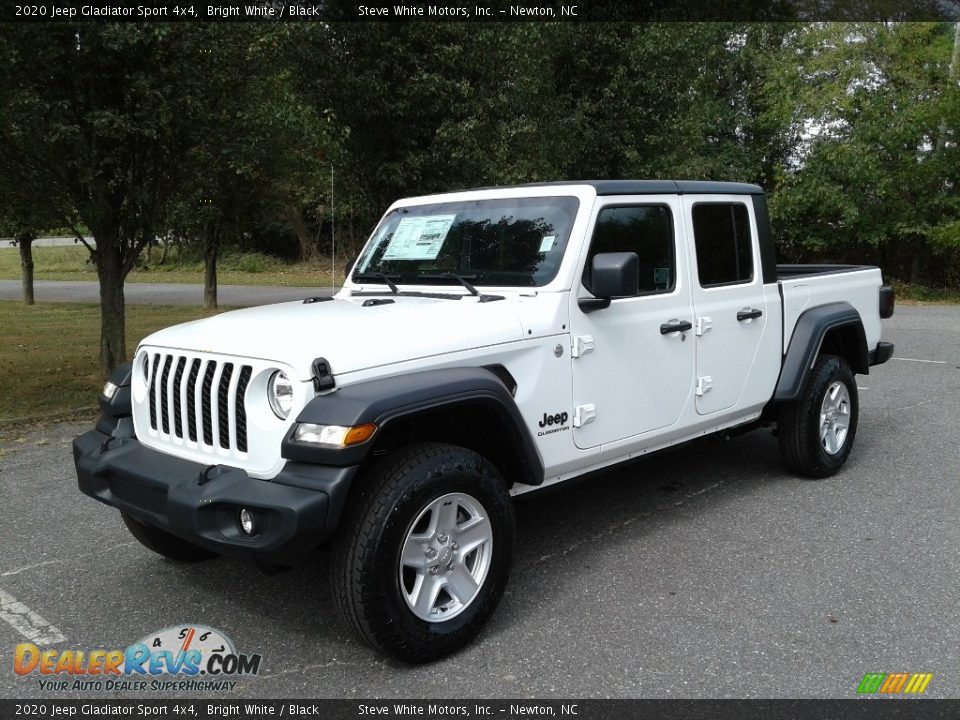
[
  {"xmin": 778, "ymin": 354, "xmax": 859, "ymax": 478},
  {"xmin": 332, "ymin": 442, "xmax": 514, "ymax": 663},
  {"xmin": 121, "ymin": 513, "xmax": 217, "ymax": 562}
]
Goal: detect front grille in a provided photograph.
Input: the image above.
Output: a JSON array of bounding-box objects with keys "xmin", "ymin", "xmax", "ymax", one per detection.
[{"xmin": 147, "ymin": 352, "xmax": 252, "ymax": 455}]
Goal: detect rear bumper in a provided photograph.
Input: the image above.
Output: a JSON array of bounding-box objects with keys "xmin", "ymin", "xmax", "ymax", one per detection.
[
  {"xmin": 869, "ymin": 341, "xmax": 894, "ymax": 367},
  {"xmin": 74, "ymin": 427, "xmax": 357, "ymax": 565}
]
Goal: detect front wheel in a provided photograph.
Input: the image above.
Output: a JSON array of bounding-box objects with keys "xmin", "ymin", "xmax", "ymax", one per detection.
[
  {"xmin": 778, "ymin": 354, "xmax": 859, "ymax": 478},
  {"xmin": 331, "ymin": 442, "xmax": 514, "ymax": 663}
]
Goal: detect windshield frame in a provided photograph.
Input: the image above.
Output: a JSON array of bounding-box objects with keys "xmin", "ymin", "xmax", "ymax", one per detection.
[{"xmin": 350, "ymin": 193, "xmax": 583, "ymax": 290}]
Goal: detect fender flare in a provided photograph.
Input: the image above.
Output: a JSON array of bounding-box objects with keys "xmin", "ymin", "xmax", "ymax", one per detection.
[
  {"xmin": 281, "ymin": 366, "xmax": 545, "ymax": 485},
  {"xmin": 774, "ymin": 302, "xmax": 868, "ymax": 402}
]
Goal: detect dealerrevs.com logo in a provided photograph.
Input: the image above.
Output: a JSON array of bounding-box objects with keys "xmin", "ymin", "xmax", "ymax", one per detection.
[{"xmin": 14, "ymin": 625, "xmax": 261, "ymax": 692}]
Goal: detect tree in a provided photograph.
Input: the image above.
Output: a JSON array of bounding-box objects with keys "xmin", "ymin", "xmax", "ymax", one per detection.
[
  {"xmin": 0, "ymin": 170, "xmax": 73, "ymax": 305},
  {"xmin": 769, "ymin": 23, "xmax": 960, "ymax": 284},
  {"xmin": 299, "ymin": 23, "xmax": 564, "ymax": 238},
  {"xmin": 0, "ymin": 31, "xmax": 77, "ymax": 305},
  {"xmin": 0, "ymin": 25, "xmax": 211, "ymax": 374}
]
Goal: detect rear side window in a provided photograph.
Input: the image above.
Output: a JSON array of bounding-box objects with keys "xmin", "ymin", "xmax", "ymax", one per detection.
[
  {"xmin": 583, "ymin": 205, "xmax": 675, "ymax": 294},
  {"xmin": 692, "ymin": 203, "xmax": 754, "ymax": 287}
]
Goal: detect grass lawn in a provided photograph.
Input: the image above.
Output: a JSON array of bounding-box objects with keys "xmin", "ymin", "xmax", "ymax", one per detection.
[
  {"xmin": 890, "ymin": 280, "xmax": 960, "ymax": 304},
  {"xmin": 0, "ymin": 300, "xmax": 222, "ymax": 425},
  {"xmin": 0, "ymin": 245, "xmax": 337, "ymax": 287}
]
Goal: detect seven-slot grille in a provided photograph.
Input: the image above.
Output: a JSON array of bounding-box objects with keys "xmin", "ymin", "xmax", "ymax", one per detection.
[{"xmin": 147, "ymin": 353, "xmax": 253, "ymax": 454}]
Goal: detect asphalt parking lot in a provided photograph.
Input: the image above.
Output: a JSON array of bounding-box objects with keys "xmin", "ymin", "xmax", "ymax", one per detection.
[{"xmin": 1, "ymin": 304, "xmax": 957, "ymax": 700}]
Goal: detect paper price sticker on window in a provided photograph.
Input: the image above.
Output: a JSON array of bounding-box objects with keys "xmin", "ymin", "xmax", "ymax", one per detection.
[{"xmin": 382, "ymin": 215, "xmax": 456, "ymax": 261}]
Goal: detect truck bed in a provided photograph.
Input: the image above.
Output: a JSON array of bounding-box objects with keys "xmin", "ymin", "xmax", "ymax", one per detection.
[{"xmin": 777, "ymin": 265, "xmax": 884, "ymax": 357}]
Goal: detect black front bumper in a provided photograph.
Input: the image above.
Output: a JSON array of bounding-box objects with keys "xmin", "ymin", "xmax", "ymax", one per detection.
[{"xmin": 74, "ymin": 428, "xmax": 357, "ymax": 565}]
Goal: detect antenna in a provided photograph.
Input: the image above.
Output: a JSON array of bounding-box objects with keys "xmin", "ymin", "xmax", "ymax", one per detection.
[{"xmin": 330, "ymin": 164, "xmax": 335, "ymax": 294}]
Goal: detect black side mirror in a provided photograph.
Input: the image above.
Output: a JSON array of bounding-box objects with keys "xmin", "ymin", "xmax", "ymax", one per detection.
[{"xmin": 579, "ymin": 252, "xmax": 639, "ymax": 313}]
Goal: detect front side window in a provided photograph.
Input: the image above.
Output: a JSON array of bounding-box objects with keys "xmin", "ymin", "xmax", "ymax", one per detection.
[
  {"xmin": 582, "ymin": 205, "xmax": 675, "ymax": 295},
  {"xmin": 354, "ymin": 196, "xmax": 580, "ymax": 288},
  {"xmin": 692, "ymin": 203, "xmax": 754, "ymax": 287}
]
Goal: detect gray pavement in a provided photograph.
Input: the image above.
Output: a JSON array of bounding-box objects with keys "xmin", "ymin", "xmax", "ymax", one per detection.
[
  {"xmin": 0, "ymin": 279, "xmax": 333, "ymax": 306},
  {"xmin": 0, "ymin": 305, "xmax": 957, "ymax": 699},
  {"xmin": 0, "ymin": 237, "xmax": 94, "ymax": 249}
]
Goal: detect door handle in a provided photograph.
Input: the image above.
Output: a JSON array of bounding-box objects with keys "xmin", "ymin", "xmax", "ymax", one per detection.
[
  {"xmin": 737, "ymin": 308, "xmax": 763, "ymax": 321},
  {"xmin": 660, "ymin": 319, "xmax": 692, "ymax": 335}
]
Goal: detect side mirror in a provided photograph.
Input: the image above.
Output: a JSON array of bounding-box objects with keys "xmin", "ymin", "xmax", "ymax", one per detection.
[{"xmin": 579, "ymin": 252, "xmax": 639, "ymax": 313}]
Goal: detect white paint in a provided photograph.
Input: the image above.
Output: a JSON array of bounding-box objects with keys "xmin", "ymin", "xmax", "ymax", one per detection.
[
  {"xmin": 130, "ymin": 183, "xmax": 892, "ymax": 490},
  {"xmin": 891, "ymin": 357, "xmax": 947, "ymax": 364},
  {"xmin": 0, "ymin": 561, "xmax": 59, "ymax": 577},
  {"xmin": 780, "ymin": 267, "xmax": 884, "ymax": 356},
  {"xmin": 0, "ymin": 589, "xmax": 66, "ymax": 645},
  {"xmin": 1, "ymin": 542, "xmax": 136, "ymax": 578},
  {"xmin": 570, "ymin": 194, "xmax": 695, "ymax": 449},
  {"xmin": 681, "ymin": 194, "xmax": 781, "ymax": 417}
]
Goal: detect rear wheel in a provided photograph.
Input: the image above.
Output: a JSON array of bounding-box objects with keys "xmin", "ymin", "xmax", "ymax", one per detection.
[
  {"xmin": 778, "ymin": 354, "xmax": 859, "ymax": 478},
  {"xmin": 121, "ymin": 513, "xmax": 217, "ymax": 562},
  {"xmin": 332, "ymin": 442, "xmax": 514, "ymax": 663}
]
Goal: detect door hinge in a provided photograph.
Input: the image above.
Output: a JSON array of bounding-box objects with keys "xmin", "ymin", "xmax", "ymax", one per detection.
[
  {"xmin": 696, "ymin": 317, "xmax": 713, "ymax": 336},
  {"xmin": 695, "ymin": 376, "xmax": 713, "ymax": 396},
  {"xmin": 571, "ymin": 335, "xmax": 594, "ymax": 358},
  {"xmin": 573, "ymin": 404, "xmax": 596, "ymax": 427}
]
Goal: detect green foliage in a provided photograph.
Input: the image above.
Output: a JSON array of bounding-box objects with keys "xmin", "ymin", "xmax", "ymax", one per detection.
[
  {"xmin": 769, "ymin": 23, "xmax": 959, "ymax": 283},
  {"xmin": 2, "ymin": 19, "xmax": 959, "ymax": 305}
]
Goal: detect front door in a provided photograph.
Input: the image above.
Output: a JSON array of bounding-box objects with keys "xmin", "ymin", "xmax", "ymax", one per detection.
[{"xmin": 570, "ymin": 196, "xmax": 695, "ymax": 449}]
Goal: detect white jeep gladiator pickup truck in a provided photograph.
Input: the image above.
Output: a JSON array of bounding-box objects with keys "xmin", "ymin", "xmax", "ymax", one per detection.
[{"xmin": 75, "ymin": 181, "xmax": 895, "ymax": 662}]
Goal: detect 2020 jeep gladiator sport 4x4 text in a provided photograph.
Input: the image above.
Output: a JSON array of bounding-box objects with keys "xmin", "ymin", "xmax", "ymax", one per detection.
[{"xmin": 75, "ymin": 181, "xmax": 895, "ymax": 662}]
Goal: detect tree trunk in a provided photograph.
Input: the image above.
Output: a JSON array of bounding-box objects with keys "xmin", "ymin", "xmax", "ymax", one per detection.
[
  {"xmin": 936, "ymin": 23, "xmax": 960, "ymax": 154},
  {"xmin": 96, "ymin": 242, "xmax": 127, "ymax": 377},
  {"xmin": 909, "ymin": 252, "xmax": 922, "ymax": 286},
  {"xmin": 204, "ymin": 227, "xmax": 219, "ymax": 310},
  {"xmin": 289, "ymin": 206, "xmax": 315, "ymax": 262},
  {"xmin": 17, "ymin": 232, "xmax": 36, "ymax": 305}
]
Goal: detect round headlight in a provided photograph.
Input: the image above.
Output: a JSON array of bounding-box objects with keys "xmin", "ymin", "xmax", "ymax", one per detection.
[{"xmin": 267, "ymin": 370, "xmax": 294, "ymax": 419}]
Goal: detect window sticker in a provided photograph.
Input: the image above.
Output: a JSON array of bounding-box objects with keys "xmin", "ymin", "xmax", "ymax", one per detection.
[
  {"xmin": 654, "ymin": 267, "xmax": 671, "ymax": 286},
  {"xmin": 381, "ymin": 214, "xmax": 456, "ymax": 261},
  {"xmin": 538, "ymin": 235, "xmax": 556, "ymax": 253}
]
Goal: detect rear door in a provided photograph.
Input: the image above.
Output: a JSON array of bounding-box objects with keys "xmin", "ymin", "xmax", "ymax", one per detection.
[
  {"xmin": 570, "ymin": 195, "xmax": 695, "ymax": 449},
  {"xmin": 683, "ymin": 196, "xmax": 769, "ymax": 415}
]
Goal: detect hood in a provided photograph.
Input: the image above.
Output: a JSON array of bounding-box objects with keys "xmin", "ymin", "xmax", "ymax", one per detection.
[{"xmin": 138, "ymin": 295, "xmax": 527, "ymax": 381}]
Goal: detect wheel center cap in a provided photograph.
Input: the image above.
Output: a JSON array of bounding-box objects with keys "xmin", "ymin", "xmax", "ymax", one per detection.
[{"xmin": 438, "ymin": 547, "xmax": 453, "ymax": 565}]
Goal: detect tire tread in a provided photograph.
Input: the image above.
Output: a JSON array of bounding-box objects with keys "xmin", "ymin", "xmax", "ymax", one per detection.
[
  {"xmin": 778, "ymin": 354, "xmax": 858, "ymax": 479},
  {"xmin": 331, "ymin": 441, "xmax": 513, "ymax": 663}
]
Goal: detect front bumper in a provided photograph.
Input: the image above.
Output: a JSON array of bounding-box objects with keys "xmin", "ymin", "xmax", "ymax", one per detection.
[{"xmin": 74, "ymin": 427, "xmax": 357, "ymax": 565}]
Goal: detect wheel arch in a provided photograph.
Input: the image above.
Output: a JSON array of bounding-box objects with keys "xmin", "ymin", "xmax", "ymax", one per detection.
[
  {"xmin": 774, "ymin": 302, "xmax": 868, "ymax": 403},
  {"xmin": 282, "ymin": 366, "xmax": 544, "ymax": 488}
]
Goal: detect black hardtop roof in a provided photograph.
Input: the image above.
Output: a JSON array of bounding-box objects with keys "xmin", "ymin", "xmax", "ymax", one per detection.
[
  {"xmin": 586, "ymin": 180, "xmax": 763, "ymax": 195},
  {"xmin": 439, "ymin": 180, "xmax": 764, "ymax": 196}
]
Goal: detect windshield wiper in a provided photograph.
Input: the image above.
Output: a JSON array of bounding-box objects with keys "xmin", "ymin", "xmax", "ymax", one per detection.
[
  {"xmin": 354, "ymin": 272, "xmax": 400, "ymax": 294},
  {"xmin": 418, "ymin": 272, "xmax": 479, "ymax": 296}
]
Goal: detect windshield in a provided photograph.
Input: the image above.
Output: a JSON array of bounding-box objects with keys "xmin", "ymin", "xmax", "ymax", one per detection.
[{"xmin": 353, "ymin": 196, "xmax": 580, "ymax": 288}]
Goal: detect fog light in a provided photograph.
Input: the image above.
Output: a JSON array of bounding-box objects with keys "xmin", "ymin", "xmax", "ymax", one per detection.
[
  {"xmin": 102, "ymin": 380, "xmax": 118, "ymax": 399},
  {"xmin": 239, "ymin": 508, "xmax": 256, "ymax": 536}
]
